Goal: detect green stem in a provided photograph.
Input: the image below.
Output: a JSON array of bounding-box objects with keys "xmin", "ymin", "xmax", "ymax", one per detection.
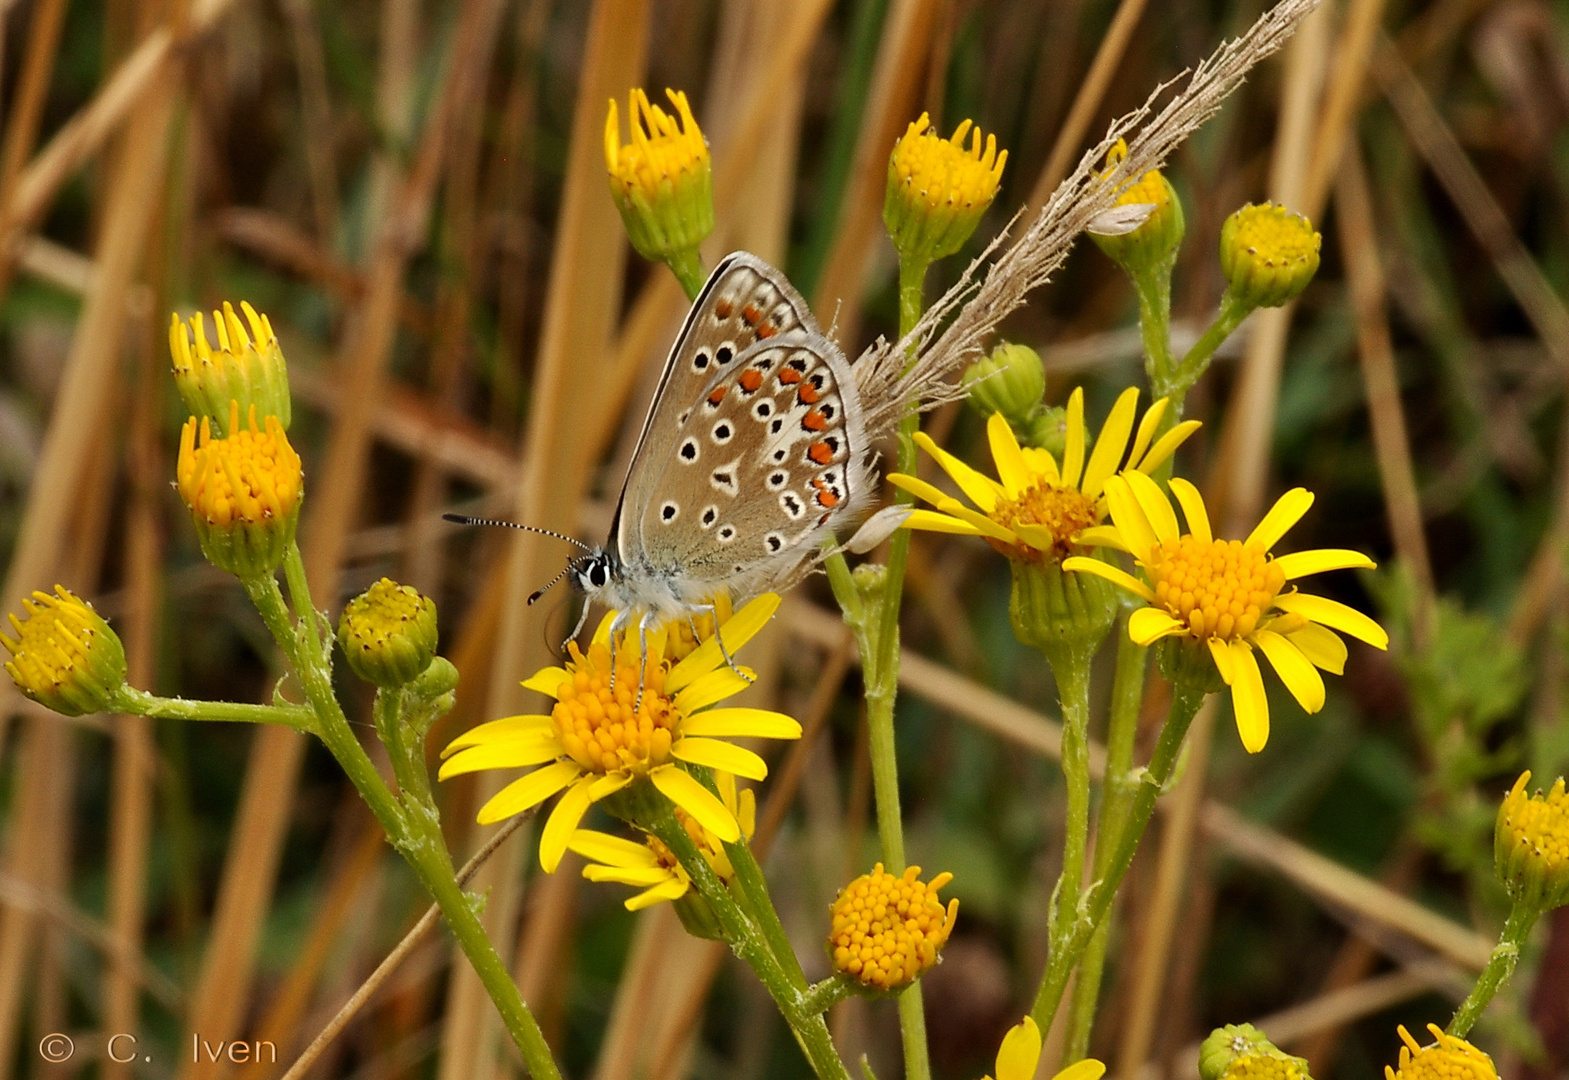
[
  {"xmin": 1133, "ymin": 261, "xmax": 1175, "ymax": 390},
  {"xmin": 1043, "ymin": 644, "xmax": 1093, "ymax": 978},
  {"xmin": 728, "ymin": 840, "xmax": 809, "ymax": 989},
  {"xmin": 1447, "ymin": 901, "xmax": 1540, "ymax": 1037},
  {"xmin": 801, "ymin": 977, "xmax": 857, "ymax": 1017},
  {"xmin": 1030, "ymin": 681, "xmax": 1206, "ymax": 1036},
  {"xmin": 1062, "ymin": 622, "xmax": 1147, "ymax": 1063},
  {"xmin": 1160, "ymin": 291, "xmax": 1254, "ymax": 411},
  {"xmin": 667, "ymin": 247, "xmax": 707, "ymax": 301},
  {"xmin": 112, "ymin": 686, "xmax": 313, "ymax": 728}
]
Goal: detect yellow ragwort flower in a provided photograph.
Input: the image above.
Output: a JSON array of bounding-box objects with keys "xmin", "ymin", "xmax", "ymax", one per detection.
[
  {"xmin": 439, "ymin": 595, "xmax": 800, "ymax": 872},
  {"xmin": 1091, "ymin": 139, "xmax": 1184, "ymax": 275},
  {"xmin": 1496, "ymin": 770, "xmax": 1569, "ymax": 910},
  {"xmin": 1220, "ymin": 203, "xmax": 1321, "ymax": 309},
  {"xmin": 170, "ymin": 301, "xmax": 291, "ymax": 433},
  {"xmin": 1064, "ymin": 476, "xmax": 1388, "ymax": 753},
  {"xmin": 1385, "ymin": 1025, "xmax": 1497, "ymax": 1080},
  {"xmin": 2, "ymin": 586, "xmax": 127, "ymax": 716},
  {"xmin": 981, "ymin": 1017, "xmax": 1105, "ymax": 1080},
  {"xmin": 890, "ymin": 387, "xmax": 1199, "ymax": 562},
  {"xmin": 176, "ymin": 400, "xmax": 303, "ymax": 578},
  {"xmin": 567, "ymin": 771, "xmax": 756, "ymax": 911},
  {"xmin": 337, "ymin": 578, "xmax": 439, "ymax": 689},
  {"xmin": 829, "ymin": 863, "xmax": 957, "ymax": 991},
  {"xmin": 885, "ymin": 113, "xmax": 1007, "ymax": 264},
  {"xmin": 604, "ymin": 88, "xmax": 714, "ymax": 267}
]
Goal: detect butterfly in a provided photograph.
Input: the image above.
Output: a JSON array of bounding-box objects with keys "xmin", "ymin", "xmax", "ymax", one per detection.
[{"xmin": 453, "ymin": 252, "xmax": 877, "ymax": 665}]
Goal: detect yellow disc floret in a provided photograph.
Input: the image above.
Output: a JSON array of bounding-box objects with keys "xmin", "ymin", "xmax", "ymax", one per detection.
[
  {"xmin": 170, "ymin": 301, "xmax": 292, "ymax": 432},
  {"xmin": 604, "ymin": 88, "xmax": 713, "ymax": 267},
  {"xmin": 552, "ymin": 642, "xmax": 678, "ymax": 776},
  {"xmin": 1223, "ymin": 1055, "xmax": 1310, "ymax": 1080},
  {"xmin": 1220, "ymin": 202, "xmax": 1321, "ymax": 309},
  {"xmin": 176, "ymin": 400, "xmax": 303, "ymax": 577},
  {"xmin": 885, "ymin": 113, "xmax": 1007, "ymax": 264},
  {"xmin": 1092, "ymin": 139, "xmax": 1185, "ymax": 275},
  {"xmin": 829, "ymin": 863, "xmax": 957, "ymax": 991},
  {"xmin": 1148, "ymin": 536, "xmax": 1287, "ymax": 642},
  {"xmin": 1385, "ymin": 1026, "xmax": 1497, "ymax": 1080},
  {"xmin": 1496, "ymin": 771, "xmax": 1569, "ymax": 910},
  {"xmin": 993, "ymin": 483, "xmax": 1102, "ymax": 561},
  {"xmin": 2, "ymin": 586, "xmax": 128, "ymax": 716},
  {"xmin": 337, "ymin": 578, "xmax": 439, "ymax": 689}
]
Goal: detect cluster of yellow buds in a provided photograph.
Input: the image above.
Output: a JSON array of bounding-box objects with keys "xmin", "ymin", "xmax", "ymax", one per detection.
[
  {"xmin": 337, "ymin": 579, "xmax": 440, "ymax": 689},
  {"xmin": 1199, "ymin": 1025, "xmax": 1313, "ymax": 1080},
  {"xmin": 2, "ymin": 587, "xmax": 128, "ymax": 716},
  {"xmin": 1385, "ymin": 1025, "xmax": 1497, "ymax": 1080},
  {"xmin": 1495, "ymin": 771, "xmax": 1569, "ymax": 912},
  {"xmin": 171, "ymin": 302, "xmax": 292, "ymax": 434},
  {"xmin": 1219, "ymin": 202, "xmax": 1321, "ymax": 309},
  {"xmin": 605, "ymin": 88, "xmax": 714, "ymax": 290},
  {"xmin": 884, "ymin": 113, "xmax": 1007, "ymax": 267},
  {"xmin": 828, "ymin": 863, "xmax": 957, "ymax": 991},
  {"xmin": 1091, "ymin": 139, "xmax": 1185, "ymax": 279}
]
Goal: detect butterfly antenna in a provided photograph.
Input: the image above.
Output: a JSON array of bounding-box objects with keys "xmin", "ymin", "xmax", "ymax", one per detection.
[
  {"xmin": 527, "ymin": 566, "xmax": 572, "ymax": 606},
  {"xmin": 441, "ymin": 513, "xmax": 594, "ymax": 553}
]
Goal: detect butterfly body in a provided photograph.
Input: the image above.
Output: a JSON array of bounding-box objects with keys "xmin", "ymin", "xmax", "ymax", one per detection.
[{"xmin": 577, "ymin": 252, "xmax": 876, "ymax": 633}]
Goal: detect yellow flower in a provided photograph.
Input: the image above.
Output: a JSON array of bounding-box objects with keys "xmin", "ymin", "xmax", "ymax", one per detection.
[
  {"xmin": 567, "ymin": 772, "xmax": 756, "ymax": 911},
  {"xmin": 981, "ymin": 1016, "xmax": 1105, "ymax": 1080},
  {"xmin": 829, "ymin": 863, "xmax": 957, "ymax": 991},
  {"xmin": 1385, "ymin": 1025, "xmax": 1497, "ymax": 1080},
  {"xmin": 337, "ymin": 578, "xmax": 439, "ymax": 689},
  {"xmin": 1064, "ymin": 476, "xmax": 1388, "ymax": 753},
  {"xmin": 2, "ymin": 586, "xmax": 128, "ymax": 716},
  {"xmin": 604, "ymin": 88, "xmax": 714, "ymax": 269},
  {"xmin": 439, "ymin": 594, "xmax": 799, "ymax": 872},
  {"xmin": 889, "ymin": 387, "xmax": 1199, "ymax": 562},
  {"xmin": 170, "ymin": 301, "xmax": 292, "ymax": 433},
  {"xmin": 1091, "ymin": 139, "xmax": 1184, "ymax": 276},
  {"xmin": 885, "ymin": 113, "xmax": 1007, "ymax": 265},
  {"xmin": 1496, "ymin": 770, "xmax": 1569, "ymax": 910},
  {"xmin": 176, "ymin": 400, "xmax": 303, "ymax": 578},
  {"xmin": 1220, "ymin": 202, "xmax": 1321, "ymax": 309},
  {"xmin": 1200, "ymin": 1024, "xmax": 1309, "ymax": 1080}
]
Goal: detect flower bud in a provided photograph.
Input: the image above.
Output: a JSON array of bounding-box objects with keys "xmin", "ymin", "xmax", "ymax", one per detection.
[
  {"xmin": 1385, "ymin": 1025, "xmax": 1497, "ymax": 1080},
  {"xmin": 2, "ymin": 587, "xmax": 128, "ymax": 716},
  {"xmin": 170, "ymin": 302, "xmax": 292, "ymax": 434},
  {"xmin": 605, "ymin": 89, "xmax": 714, "ymax": 272},
  {"xmin": 1199, "ymin": 1025, "xmax": 1311, "ymax": 1080},
  {"xmin": 338, "ymin": 578, "xmax": 439, "ymax": 689},
  {"xmin": 884, "ymin": 113, "xmax": 1007, "ymax": 266},
  {"xmin": 1495, "ymin": 771, "xmax": 1569, "ymax": 911},
  {"xmin": 828, "ymin": 863, "xmax": 957, "ymax": 992},
  {"xmin": 1220, "ymin": 202, "xmax": 1320, "ymax": 309},
  {"xmin": 1091, "ymin": 140, "xmax": 1185, "ymax": 277},
  {"xmin": 964, "ymin": 343, "xmax": 1046, "ymax": 427},
  {"xmin": 176, "ymin": 401, "xmax": 303, "ymax": 578}
]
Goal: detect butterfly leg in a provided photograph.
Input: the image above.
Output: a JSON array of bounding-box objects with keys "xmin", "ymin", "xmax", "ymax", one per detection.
[
  {"xmin": 606, "ymin": 608, "xmax": 632, "ymax": 691},
  {"xmin": 634, "ymin": 610, "xmax": 656, "ymax": 711},
  {"xmin": 704, "ymin": 604, "xmax": 756, "ymax": 684},
  {"xmin": 559, "ymin": 598, "xmax": 593, "ymax": 656}
]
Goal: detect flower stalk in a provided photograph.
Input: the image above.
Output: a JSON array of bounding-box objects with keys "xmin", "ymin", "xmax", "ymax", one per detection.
[{"xmin": 1446, "ymin": 902, "xmax": 1538, "ymax": 1038}]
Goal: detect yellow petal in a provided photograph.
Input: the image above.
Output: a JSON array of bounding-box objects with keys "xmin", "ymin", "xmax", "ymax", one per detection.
[
  {"xmin": 1271, "ymin": 549, "xmax": 1376, "ymax": 579},
  {"xmin": 888, "ymin": 472, "xmax": 963, "ymax": 510},
  {"xmin": 1286, "ymin": 622, "xmax": 1347, "ymax": 674},
  {"xmin": 1014, "ymin": 524, "xmax": 1058, "ymax": 551},
  {"xmin": 1136, "ymin": 420, "xmax": 1201, "ymax": 475},
  {"xmin": 538, "ymin": 775, "xmax": 597, "ymax": 872},
  {"xmin": 1246, "ymin": 488, "xmax": 1314, "ymax": 550},
  {"xmin": 477, "ymin": 760, "xmax": 582, "ymax": 825},
  {"xmin": 1127, "ymin": 398, "xmax": 1169, "ymax": 468},
  {"xmin": 667, "ymin": 593, "xmax": 780, "ymax": 692},
  {"xmin": 673, "ymin": 737, "xmax": 769, "ymax": 780},
  {"xmin": 935, "ymin": 498, "xmax": 1019, "ymax": 544},
  {"xmin": 626, "ymin": 877, "xmax": 691, "ymax": 910},
  {"xmin": 913, "ymin": 432, "xmax": 1003, "ymax": 511},
  {"xmin": 1229, "ymin": 641, "xmax": 1270, "ymax": 753},
  {"xmin": 1061, "ymin": 556, "xmax": 1156, "ymax": 603},
  {"xmin": 1101, "ymin": 475, "xmax": 1158, "ymax": 562},
  {"xmin": 1129, "ymin": 606, "xmax": 1186, "ymax": 645},
  {"xmin": 591, "ymin": 611, "xmax": 617, "ymax": 647},
  {"xmin": 1021, "ymin": 447, "xmax": 1061, "ymax": 485},
  {"xmin": 681, "ymin": 707, "xmax": 803, "ymax": 739},
  {"xmin": 584, "ymin": 865, "xmax": 674, "ymax": 887},
  {"xmin": 673, "ymin": 666, "xmax": 754, "ymax": 713},
  {"xmin": 1061, "ymin": 388, "xmax": 1087, "ymax": 491},
  {"xmin": 1122, "ymin": 470, "xmax": 1179, "ymax": 544},
  {"xmin": 1253, "ymin": 629, "xmax": 1326, "ymax": 713},
  {"xmin": 1081, "ymin": 387, "xmax": 1140, "ymax": 499},
  {"xmin": 1208, "ymin": 637, "xmax": 1235, "ymax": 684},
  {"xmin": 903, "ymin": 508, "xmax": 985, "ymax": 536},
  {"xmin": 650, "ymin": 766, "xmax": 741, "ymax": 842},
  {"xmin": 994, "ymin": 1018, "xmax": 1043, "ymax": 1080},
  {"xmin": 568, "ymin": 829, "xmax": 659, "ymax": 869},
  {"xmin": 1075, "ymin": 525, "xmax": 1130, "ymax": 553},
  {"xmin": 1166, "ymin": 477, "xmax": 1212, "ymax": 544},
  {"xmin": 442, "ymin": 714, "xmax": 552, "ymax": 758},
  {"xmin": 1273, "ymin": 592, "xmax": 1389, "ymax": 649},
  {"xmin": 987, "ymin": 412, "xmax": 1032, "ymax": 498},
  {"xmin": 520, "ymin": 667, "xmax": 571, "ymax": 698},
  {"xmin": 437, "ymin": 734, "xmax": 561, "ymax": 780},
  {"xmin": 1050, "ymin": 1061, "xmax": 1108, "ymax": 1080}
]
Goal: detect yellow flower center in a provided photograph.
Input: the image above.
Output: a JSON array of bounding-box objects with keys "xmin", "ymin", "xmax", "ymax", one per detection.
[
  {"xmin": 1148, "ymin": 536, "xmax": 1286, "ymax": 641},
  {"xmin": 342, "ymin": 578, "xmax": 429, "ymax": 641},
  {"xmin": 4, "ymin": 590, "xmax": 101, "ymax": 691},
  {"xmin": 994, "ymin": 483, "xmax": 1101, "ymax": 557},
  {"xmin": 1501, "ymin": 777, "xmax": 1569, "ymax": 877},
  {"xmin": 1102, "ymin": 139, "xmax": 1169, "ymax": 210},
  {"xmin": 1226, "ymin": 202, "xmax": 1318, "ymax": 266},
  {"xmin": 177, "ymin": 401, "xmax": 302, "ymax": 527},
  {"xmin": 551, "ymin": 642, "xmax": 679, "ymax": 776},
  {"xmin": 829, "ymin": 863, "xmax": 957, "ymax": 990},
  {"xmin": 605, "ymin": 88, "xmax": 708, "ymax": 199},
  {"xmin": 1223, "ymin": 1056, "xmax": 1307, "ymax": 1080},
  {"xmin": 1389, "ymin": 1028, "xmax": 1497, "ymax": 1080},
  {"xmin": 889, "ymin": 114, "xmax": 1006, "ymax": 212}
]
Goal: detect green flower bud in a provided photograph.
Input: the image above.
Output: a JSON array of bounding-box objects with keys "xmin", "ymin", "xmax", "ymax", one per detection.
[
  {"xmin": 605, "ymin": 89, "xmax": 714, "ymax": 272},
  {"xmin": 1022, "ymin": 405, "xmax": 1067, "ymax": 455},
  {"xmin": 170, "ymin": 302, "xmax": 292, "ymax": 435},
  {"xmin": 964, "ymin": 343, "xmax": 1046, "ymax": 426},
  {"xmin": 1219, "ymin": 203, "xmax": 1321, "ymax": 309},
  {"xmin": 1091, "ymin": 140, "xmax": 1185, "ymax": 277},
  {"xmin": 1009, "ymin": 557, "xmax": 1117, "ymax": 655},
  {"xmin": 884, "ymin": 113, "xmax": 1007, "ymax": 266},
  {"xmin": 337, "ymin": 579, "xmax": 439, "ymax": 689},
  {"xmin": 1495, "ymin": 770, "xmax": 1569, "ymax": 911},
  {"xmin": 2, "ymin": 587, "xmax": 128, "ymax": 716},
  {"xmin": 1199, "ymin": 1025, "xmax": 1310, "ymax": 1080}
]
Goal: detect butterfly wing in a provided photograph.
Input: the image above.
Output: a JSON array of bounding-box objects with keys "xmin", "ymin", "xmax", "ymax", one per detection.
[{"xmin": 611, "ymin": 253, "xmax": 826, "ymax": 567}]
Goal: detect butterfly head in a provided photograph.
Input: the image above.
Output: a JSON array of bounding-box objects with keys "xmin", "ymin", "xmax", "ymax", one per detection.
[{"xmin": 571, "ymin": 550, "xmax": 614, "ymax": 598}]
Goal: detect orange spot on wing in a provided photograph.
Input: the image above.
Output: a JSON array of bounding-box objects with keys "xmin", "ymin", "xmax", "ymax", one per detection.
[
  {"xmin": 779, "ymin": 368, "xmax": 802, "ymax": 384},
  {"xmin": 756, "ymin": 323, "xmax": 777, "ymax": 339},
  {"xmin": 707, "ymin": 386, "xmax": 728, "ymax": 405},
  {"xmin": 715, "ymin": 298, "xmax": 733, "ymax": 318},
  {"xmin": 803, "ymin": 410, "xmax": 828, "ymax": 431},
  {"xmin": 808, "ymin": 442, "xmax": 834, "ymax": 465},
  {"xmin": 742, "ymin": 304, "xmax": 761, "ymax": 325},
  {"xmin": 739, "ymin": 370, "xmax": 763, "ymax": 392},
  {"xmin": 797, "ymin": 382, "xmax": 821, "ymax": 405}
]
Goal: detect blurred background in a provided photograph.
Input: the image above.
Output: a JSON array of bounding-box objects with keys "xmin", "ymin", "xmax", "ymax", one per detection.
[{"xmin": 0, "ymin": 0, "xmax": 1567, "ymax": 1078}]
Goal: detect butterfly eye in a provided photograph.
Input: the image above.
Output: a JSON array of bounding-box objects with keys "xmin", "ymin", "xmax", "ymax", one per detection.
[{"xmin": 588, "ymin": 562, "xmax": 608, "ymax": 588}]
